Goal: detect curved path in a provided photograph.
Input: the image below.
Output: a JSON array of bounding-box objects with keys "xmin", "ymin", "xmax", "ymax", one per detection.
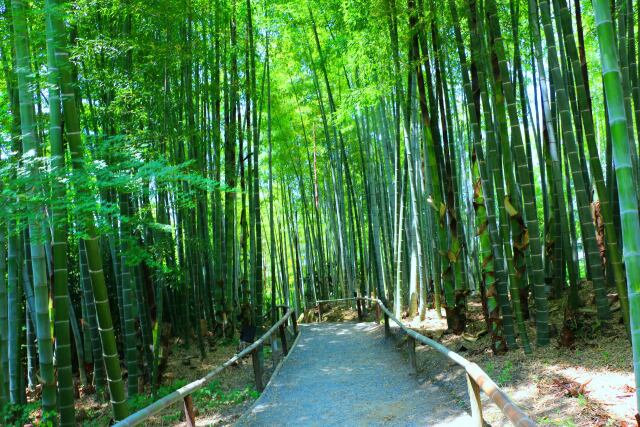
[{"xmin": 236, "ymin": 322, "xmax": 472, "ymax": 426}]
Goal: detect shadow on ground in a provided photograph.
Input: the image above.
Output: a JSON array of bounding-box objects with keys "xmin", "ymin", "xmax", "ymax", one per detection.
[{"xmin": 235, "ymin": 322, "xmax": 472, "ymax": 426}]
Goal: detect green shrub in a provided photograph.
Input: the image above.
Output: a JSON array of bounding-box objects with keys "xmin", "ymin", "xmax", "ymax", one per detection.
[{"xmin": 0, "ymin": 402, "xmax": 40, "ymax": 427}]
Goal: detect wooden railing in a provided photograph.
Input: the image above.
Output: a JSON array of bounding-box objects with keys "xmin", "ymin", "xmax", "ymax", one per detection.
[
  {"xmin": 315, "ymin": 297, "xmax": 359, "ymax": 321},
  {"xmin": 315, "ymin": 296, "xmax": 537, "ymax": 427},
  {"xmin": 113, "ymin": 306, "xmax": 297, "ymax": 427}
]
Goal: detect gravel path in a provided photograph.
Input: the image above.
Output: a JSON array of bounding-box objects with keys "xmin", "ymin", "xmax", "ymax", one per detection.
[{"xmin": 236, "ymin": 322, "xmax": 472, "ymax": 426}]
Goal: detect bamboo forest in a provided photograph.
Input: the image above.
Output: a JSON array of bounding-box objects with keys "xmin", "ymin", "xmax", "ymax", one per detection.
[{"xmin": 2, "ymin": 0, "xmax": 640, "ymax": 424}]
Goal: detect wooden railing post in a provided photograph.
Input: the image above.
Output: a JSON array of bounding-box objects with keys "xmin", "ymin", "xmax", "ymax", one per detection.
[
  {"xmin": 318, "ymin": 303, "xmax": 323, "ymax": 322},
  {"xmin": 112, "ymin": 308, "xmax": 304, "ymax": 427},
  {"xmin": 466, "ymin": 373, "xmax": 484, "ymax": 427},
  {"xmin": 356, "ymin": 295, "xmax": 363, "ymax": 321},
  {"xmin": 407, "ymin": 336, "xmax": 417, "ymax": 374},
  {"xmin": 252, "ymin": 345, "xmax": 264, "ymax": 392},
  {"xmin": 183, "ymin": 395, "xmax": 196, "ymax": 427},
  {"xmin": 280, "ymin": 306, "xmax": 288, "ymax": 328},
  {"xmin": 279, "ymin": 323, "xmax": 289, "ymax": 356},
  {"xmin": 291, "ymin": 311, "xmax": 298, "ymax": 335},
  {"xmin": 378, "ymin": 297, "xmax": 391, "ymax": 336},
  {"xmin": 384, "ymin": 312, "xmax": 390, "ymax": 337}
]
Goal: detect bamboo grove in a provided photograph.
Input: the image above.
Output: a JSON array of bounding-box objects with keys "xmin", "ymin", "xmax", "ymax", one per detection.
[{"xmin": 0, "ymin": 0, "xmax": 640, "ymax": 423}]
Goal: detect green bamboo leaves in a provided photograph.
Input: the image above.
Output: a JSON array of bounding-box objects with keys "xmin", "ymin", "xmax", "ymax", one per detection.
[{"xmin": 4, "ymin": 0, "xmax": 640, "ymax": 423}]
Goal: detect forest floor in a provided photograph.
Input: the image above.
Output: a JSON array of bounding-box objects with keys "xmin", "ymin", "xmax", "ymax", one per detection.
[
  {"xmin": 12, "ymin": 291, "xmax": 631, "ymax": 427},
  {"xmin": 413, "ymin": 296, "xmax": 634, "ymax": 427},
  {"xmin": 316, "ymin": 286, "xmax": 635, "ymax": 427},
  {"xmin": 21, "ymin": 334, "xmax": 281, "ymax": 426},
  {"xmin": 102, "ymin": 339, "xmax": 277, "ymax": 426}
]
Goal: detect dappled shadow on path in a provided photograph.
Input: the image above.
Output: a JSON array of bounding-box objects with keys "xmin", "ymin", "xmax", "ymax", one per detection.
[{"xmin": 235, "ymin": 322, "xmax": 472, "ymax": 426}]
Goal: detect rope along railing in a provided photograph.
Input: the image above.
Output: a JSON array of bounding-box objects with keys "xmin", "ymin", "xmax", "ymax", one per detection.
[
  {"xmin": 315, "ymin": 296, "xmax": 536, "ymax": 427},
  {"xmin": 113, "ymin": 306, "xmax": 297, "ymax": 427}
]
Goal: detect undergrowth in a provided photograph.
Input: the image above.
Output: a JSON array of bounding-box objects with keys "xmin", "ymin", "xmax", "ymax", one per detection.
[
  {"xmin": 126, "ymin": 379, "xmax": 259, "ymax": 424},
  {"xmin": 0, "ymin": 402, "xmax": 55, "ymax": 427}
]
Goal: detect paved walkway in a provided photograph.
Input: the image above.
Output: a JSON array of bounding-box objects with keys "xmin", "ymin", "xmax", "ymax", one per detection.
[{"xmin": 236, "ymin": 323, "xmax": 472, "ymax": 426}]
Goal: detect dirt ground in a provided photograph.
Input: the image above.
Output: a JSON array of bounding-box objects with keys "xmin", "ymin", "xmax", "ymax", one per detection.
[
  {"xmin": 71, "ymin": 335, "xmax": 282, "ymax": 427},
  {"xmin": 316, "ymin": 290, "xmax": 636, "ymax": 427},
  {"xmin": 18, "ymin": 293, "xmax": 632, "ymax": 427}
]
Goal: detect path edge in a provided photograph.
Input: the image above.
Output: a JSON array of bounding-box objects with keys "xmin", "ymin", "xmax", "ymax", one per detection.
[{"xmin": 234, "ymin": 325, "xmax": 304, "ymax": 425}]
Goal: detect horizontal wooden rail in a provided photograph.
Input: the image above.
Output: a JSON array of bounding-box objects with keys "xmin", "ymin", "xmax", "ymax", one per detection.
[
  {"xmin": 315, "ymin": 297, "xmax": 358, "ymax": 304},
  {"xmin": 315, "ymin": 297, "xmax": 536, "ymax": 427},
  {"xmin": 113, "ymin": 307, "xmax": 295, "ymax": 427},
  {"xmin": 315, "ymin": 294, "xmax": 361, "ymax": 322}
]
